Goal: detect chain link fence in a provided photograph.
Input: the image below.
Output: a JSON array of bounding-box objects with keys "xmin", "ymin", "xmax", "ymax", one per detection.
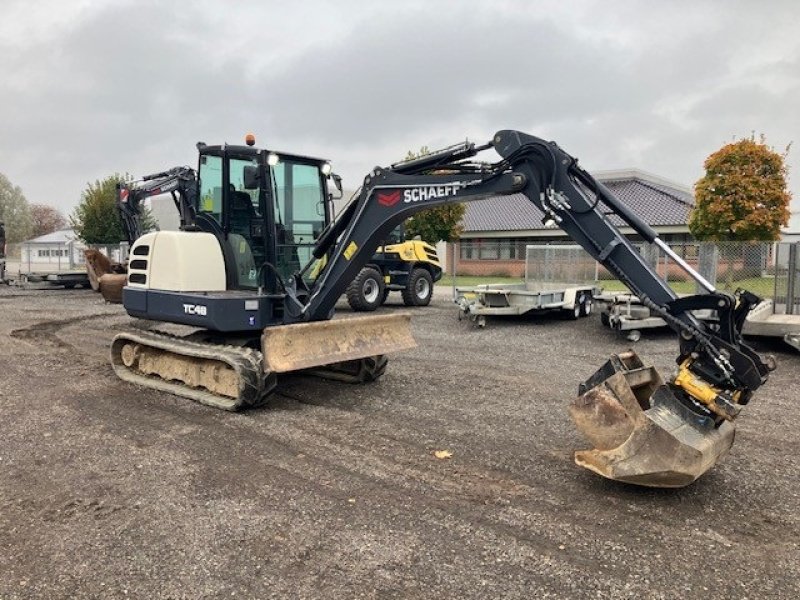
[{"xmin": 456, "ymin": 239, "xmax": 800, "ymax": 314}]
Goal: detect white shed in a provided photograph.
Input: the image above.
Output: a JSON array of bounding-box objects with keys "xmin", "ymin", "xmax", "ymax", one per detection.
[{"xmin": 19, "ymin": 229, "xmax": 85, "ymax": 273}]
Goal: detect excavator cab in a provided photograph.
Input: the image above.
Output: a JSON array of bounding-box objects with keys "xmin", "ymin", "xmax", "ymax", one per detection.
[{"xmin": 194, "ymin": 142, "xmax": 331, "ymax": 293}]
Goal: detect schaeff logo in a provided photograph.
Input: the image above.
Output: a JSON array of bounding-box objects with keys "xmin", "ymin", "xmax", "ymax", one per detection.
[
  {"xmin": 404, "ymin": 183, "xmax": 462, "ymax": 203},
  {"xmin": 377, "ymin": 184, "xmax": 463, "ymax": 207}
]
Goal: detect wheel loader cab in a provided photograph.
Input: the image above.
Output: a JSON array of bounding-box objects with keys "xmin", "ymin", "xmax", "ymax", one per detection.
[{"xmin": 195, "ymin": 145, "xmax": 331, "ymax": 293}]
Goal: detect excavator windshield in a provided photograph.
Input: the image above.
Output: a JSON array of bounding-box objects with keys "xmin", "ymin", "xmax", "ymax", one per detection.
[
  {"xmin": 196, "ymin": 146, "xmax": 330, "ymax": 292},
  {"xmin": 270, "ymin": 159, "xmax": 327, "ymax": 282}
]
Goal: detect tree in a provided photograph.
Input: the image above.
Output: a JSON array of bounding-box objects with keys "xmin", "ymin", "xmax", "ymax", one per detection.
[
  {"xmin": 689, "ymin": 135, "xmax": 792, "ymax": 241},
  {"xmin": 402, "ymin": 147, "xmax": 467, "ymax": 243},
  {"xmin": 31, "ymin": 204, "xmax": 67, "ymax": 238},
  {"xmin": 0, "ymin": 172, "xmax": 33, "ymax": 243},
  {"xmin": 71, "ymin": 174, "xmax": 155, "ymax": 244}
]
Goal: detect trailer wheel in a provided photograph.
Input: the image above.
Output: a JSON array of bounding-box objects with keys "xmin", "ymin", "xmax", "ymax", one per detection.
[
  {"xmin": 402, "ymin": 268, "xmax": 433, "ymax": 306},
  {"xmin": 346, "ymin": 267, "xmax": 385, "ymax": 312},
  {"xmin": 579, "ymin": 293, "xmax": 593, "ymax": 317},
  {"xmin": 564, "ymin": 292, "xmax": 590, "ymax": 320},
  {"xmin": 627, "ymin": 330, "xmax": 642, "ymax": 343}
]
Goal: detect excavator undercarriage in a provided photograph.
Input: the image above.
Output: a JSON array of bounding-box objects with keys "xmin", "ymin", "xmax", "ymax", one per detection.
[{"xmin": 111, "ymin": 313, "xmax": 415, "ymax": 410}]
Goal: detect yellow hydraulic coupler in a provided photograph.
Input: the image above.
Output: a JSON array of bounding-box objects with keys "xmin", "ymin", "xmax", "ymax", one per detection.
[{"xmin": 672, "ymin": 360, "xmax": 741, "ymax": 420}]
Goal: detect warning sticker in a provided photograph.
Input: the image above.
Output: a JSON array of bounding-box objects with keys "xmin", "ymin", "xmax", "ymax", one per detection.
[{"xmin": 343, "ymin": 241, "xmax": 358, "ymax": 260}]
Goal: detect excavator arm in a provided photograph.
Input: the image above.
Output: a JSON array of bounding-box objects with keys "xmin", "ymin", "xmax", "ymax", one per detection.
[
  {"xmin": 279, "ymin": 129, "xmax": 774, "ymax": 487},
  {"xmin": 115, "ymin": 166, "xmax": 198, "ymax": 245},
  {"xmin": 85, "ymin": 167, "xmax": 199, "ymax": 302}
]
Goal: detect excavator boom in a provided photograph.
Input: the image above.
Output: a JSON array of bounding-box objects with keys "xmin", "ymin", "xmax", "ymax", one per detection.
[{"xmin": 272, "ymin": 129, "xmax": 773, "ymax": 487}]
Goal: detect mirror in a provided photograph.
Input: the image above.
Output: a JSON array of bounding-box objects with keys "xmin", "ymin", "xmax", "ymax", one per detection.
[
  {"xmin": 328, "ymin": 173, "xmax": 344, "ymax": 200},
  {"xmin": 243, "ymin": 165, "xmax": 260, "ymax": 190}
]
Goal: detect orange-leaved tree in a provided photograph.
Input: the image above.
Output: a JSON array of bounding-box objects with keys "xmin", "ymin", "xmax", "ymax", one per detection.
[{"xmin": 689, "ymin": 135, "xmax": 791, "ymax": 241}]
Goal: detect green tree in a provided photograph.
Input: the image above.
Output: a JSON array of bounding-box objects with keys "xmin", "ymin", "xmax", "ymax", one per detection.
[
  {"xmin": 0, "ymin": 172, "xmax": 33, "ymax": 243},
  {"xmin": 71, "ymin": 174, "xmax": 155, "ymax": 244},
  {"xmin": 689, "ymin": 135, "xmax": 792, "ymax": 241},
  {"xmin": 402, "ymin": 147, "xmax": 467, "ymax": 243}
]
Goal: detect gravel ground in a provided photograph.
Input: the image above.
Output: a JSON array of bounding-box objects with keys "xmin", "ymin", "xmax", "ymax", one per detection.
[{"xmin": 0, "ymin": 283, "xmax": 799, "ymax": 599}]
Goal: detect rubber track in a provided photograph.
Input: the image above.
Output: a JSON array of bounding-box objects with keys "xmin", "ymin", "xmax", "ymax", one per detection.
[{"xmin": 110, "ymin": 330, "xmax": 273, "ymax": 411}]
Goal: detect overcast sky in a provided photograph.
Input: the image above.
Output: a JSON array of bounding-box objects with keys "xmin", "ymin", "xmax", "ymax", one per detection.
[{"xmin": 1, "ymin": 0, "xmax": 798, "ymax": 229}]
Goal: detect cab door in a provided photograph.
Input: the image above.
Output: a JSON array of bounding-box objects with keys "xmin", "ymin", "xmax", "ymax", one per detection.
[{"xmin": 197, "ymin": 152, "xmax": 266, "ymax": 289}]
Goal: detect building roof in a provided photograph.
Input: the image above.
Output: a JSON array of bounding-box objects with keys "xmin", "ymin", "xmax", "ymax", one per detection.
[
  {"xmin": 462, "ymin": 169, "xmax": 694, "ymax": 234},
  {"xmin": 25, "ymin": 228, "xmax": 78, "ymax": 244}
]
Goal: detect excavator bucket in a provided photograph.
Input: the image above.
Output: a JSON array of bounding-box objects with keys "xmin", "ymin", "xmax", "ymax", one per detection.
[
  {"xmin": 569, "ymin": 351, "xmax": 734, "ymax": 488},
  {"xmin": 261, "ymin": 312, "xmax": 417, "ymax": 373},
  {"xmin": 97, "ymin": 274, "xmax": 127, "ymax": 304},
  {"xmin": 83, "ymin": 249, "xmax": 126, "ymax": 303}
]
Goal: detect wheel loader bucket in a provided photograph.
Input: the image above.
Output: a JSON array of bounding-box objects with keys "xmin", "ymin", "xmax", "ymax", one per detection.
[
  {"xmin": 569, "ymin": 351, "xmax": 734, "ymax": 488},
  {"xmin": 261, "ymin": 312, "xmax": 417, "ymax": 373}
]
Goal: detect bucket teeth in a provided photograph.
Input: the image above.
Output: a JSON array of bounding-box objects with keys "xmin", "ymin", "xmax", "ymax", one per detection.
[{"xmin": 569, "ymin": 351, "xmax": 735, "ymax": 488}]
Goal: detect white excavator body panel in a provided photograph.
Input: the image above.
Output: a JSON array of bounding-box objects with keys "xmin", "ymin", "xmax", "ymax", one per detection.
[{"xmin": 127, "ymin": 231, "xmax": 226, "ymax": 292}]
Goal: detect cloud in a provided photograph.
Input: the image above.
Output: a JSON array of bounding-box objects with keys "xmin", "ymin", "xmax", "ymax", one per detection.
[{"xmin": 0, "ymin": 0, "xmax": 797, "ymax": 222}]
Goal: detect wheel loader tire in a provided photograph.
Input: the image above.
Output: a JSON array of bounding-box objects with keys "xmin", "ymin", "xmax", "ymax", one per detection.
[
  {"xmin": 402, "ymin": 268, "xmax": 433, "ymax": 307},
  {"xmin": 346, "ymin": 267, "xmax": 385, "ymax": 312}
]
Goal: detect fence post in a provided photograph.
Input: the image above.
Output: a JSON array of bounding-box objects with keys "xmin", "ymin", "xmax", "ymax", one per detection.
[
  {"xmin": 697, "ymin": 243, "xmax": 718, "ymax": 294},
  {"xmin": 787, "ymin": 243, "xmax": 798, "ymax": 316}
]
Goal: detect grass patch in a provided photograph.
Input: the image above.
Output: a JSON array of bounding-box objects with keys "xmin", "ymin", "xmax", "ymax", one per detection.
[{"xmin": 440, "ymin": 275, "xmax": 524, "ymax": 287}]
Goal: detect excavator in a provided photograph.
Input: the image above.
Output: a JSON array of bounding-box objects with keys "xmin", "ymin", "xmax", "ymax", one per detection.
[{"xmin": 110, "ymin": 130, "xmax": 775, "ymax": 488}]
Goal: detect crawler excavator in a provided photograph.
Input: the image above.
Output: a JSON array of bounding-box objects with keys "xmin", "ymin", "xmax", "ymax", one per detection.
[{"xmin": 110, "ymin": 131, "xmax": 775, "ymax": 488}]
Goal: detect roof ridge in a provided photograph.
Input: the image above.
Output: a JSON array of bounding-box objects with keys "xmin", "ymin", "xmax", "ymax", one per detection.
[{"xmin": 634, "ymin": 179, "xmax": 695, "ymax": 208}]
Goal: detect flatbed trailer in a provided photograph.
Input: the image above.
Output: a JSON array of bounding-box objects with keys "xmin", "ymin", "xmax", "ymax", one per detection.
[
  {"xmin": 597, "ymin": 292, "xmax": 800, "ymax": 351},
  {"xmin": 18, "ymin": 270, "xmax": 90, "ymax": 288},
  {"xmin": 742, "ymin": 299, "xmax": 800, "ymax": 352},
  {"xmin": 595, "ymin": 291, "xmax": 717, "ymax": 342},
  {"xmin": 455, "ymin": 282, "xmax": 601, "ymax": 327}
]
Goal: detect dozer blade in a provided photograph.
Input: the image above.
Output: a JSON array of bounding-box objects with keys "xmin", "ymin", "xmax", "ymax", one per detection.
[
  {"xmin": 569, "ymin": 351, "xmax": 734, "ymax": 488},
  {"xmin": 261, "ymin": 313, "xmax": 417, "ymax": 373}
]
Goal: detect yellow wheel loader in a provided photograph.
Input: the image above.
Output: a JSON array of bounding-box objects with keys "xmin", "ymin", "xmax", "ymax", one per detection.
[
  {"xmin": 109, "ymin": 131, "xmax": 775, "ymax": 488},
  {"xmin": 346, "ymin": 226, "xmax": 442, "ymax": 311}
]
